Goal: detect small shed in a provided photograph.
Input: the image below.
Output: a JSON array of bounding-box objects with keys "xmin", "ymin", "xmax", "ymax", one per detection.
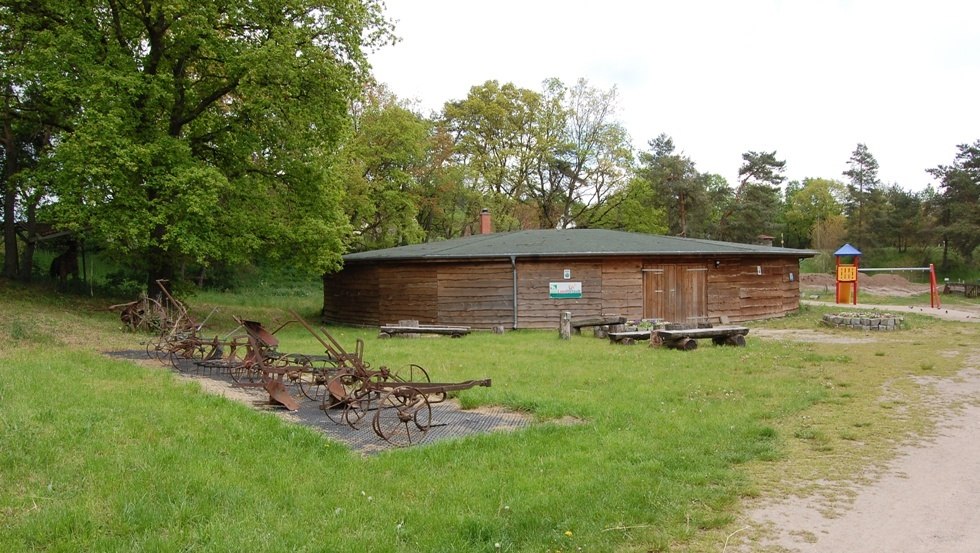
[{"xmin": 322, "ymin": 229, "xmax": 816, "ymax": 329}]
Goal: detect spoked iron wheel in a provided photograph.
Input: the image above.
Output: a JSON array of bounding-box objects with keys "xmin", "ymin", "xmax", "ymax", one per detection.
[
  {"xmin": 297, "ymin": 368, "xmax": 330, "ymax": 402},
  {"xmin": 145, "ymin": 337, "xmax": 168, "ymax": 363},
  {"xmin": 394, "ymin": 364, "xmax": 445, "ymax": 403},
  {"xmin": 297, "ymin": 358, "xmax": 339, "ymax": 402},
  {"xmin": 321, "ymin": 373, "xmax": 372, "ymax": 426},
  {"xmin": 230, "ymin": 363, "xmax": 264, "ymax": 386},
  {"xmin": 166, "ymin": 337, "xmax": 204, "ymax": 371},
  {"xmin": 372, "ymin": 386, "xmax": 432, "ymax": 447},
  {"xmin": 276, "ymin": 354, "xmax": 312, "ymax": 392},
  {"xmin": 392, "ymin": 363, "xmax": 430, "ymax": 384}
]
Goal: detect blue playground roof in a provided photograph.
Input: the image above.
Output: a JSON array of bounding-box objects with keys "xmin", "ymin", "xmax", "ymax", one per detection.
[{"xmin": 834, "ymin": 243, "xmax": 862, "ymax": 256}]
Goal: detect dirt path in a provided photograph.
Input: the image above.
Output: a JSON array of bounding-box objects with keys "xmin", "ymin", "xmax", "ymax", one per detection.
[
  {"xmin": 739, "ymin": 366, "xmax": 980, "ymax": 552},
  {"xmin": 738, "ymin": 299, "xmax": 980, "ymax": 552}
]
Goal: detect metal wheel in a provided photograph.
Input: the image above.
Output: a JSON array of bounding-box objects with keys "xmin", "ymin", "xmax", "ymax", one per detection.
[
  {"xmin": 392, "ymin": 363, "xmax": 430, "ymax": 384},
  {"xmin": 297, "ymin": 367, "xmax": 330, "ymax": 402},
  {"xmin": 168, "ymin": 347, "xmax": 187, "ymax": 371},
  {"xmin": 145, "ymin": 336, "xmax": 166, "ymax": 362},
  {"xmin": 297, "ymin": 356, "xmax": 338, "ymax": 401},
  {"xmin": 372, "ymin": 386, "xmax": 431, "ymax": 447},
  {"xmin": 167, "ymin": 338, "xmax": 201, "ymax": 371},
  {"xmin": 197, "ymin": 338, "xmax": 223, "ymax": 362},
  {"xmin": 230, "ymin": 362, "xmax": 264, "ymax": 385},
  {"xmin": 321, "ymin": 373, "xmax": 367, "ymax": 425},
  {"xmin": 276, "ymin": 353, "xmax": 312, "ymax": 390},
  {"xmin": 395, "ymin": 364, "xmax": 445, "ymax": 403}
]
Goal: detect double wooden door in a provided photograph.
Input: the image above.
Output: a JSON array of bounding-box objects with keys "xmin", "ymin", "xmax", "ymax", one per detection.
[{"xmin": 642, "ymin": 264, "xmax": 707, "ymax": 324}]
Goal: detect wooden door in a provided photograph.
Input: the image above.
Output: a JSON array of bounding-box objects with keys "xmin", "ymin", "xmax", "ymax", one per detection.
[{"xmin": 643, "ymin": 264, "xmax": 707, "ymax": 324}]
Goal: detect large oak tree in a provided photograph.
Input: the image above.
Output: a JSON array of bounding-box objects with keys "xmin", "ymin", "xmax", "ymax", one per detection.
[{"xmin": 3, "ymin": 0, "xmax": 392, "ymax": 293}]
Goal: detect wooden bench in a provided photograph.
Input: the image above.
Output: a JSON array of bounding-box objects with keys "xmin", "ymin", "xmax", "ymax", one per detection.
[
  {"xmin": 653, "ymin": 326, "xmax": 749, "ymax": 350},
  {"xmin": 379, "ymin": 324, "xmax": 471, "ymax": 338},
  {"xmin": 607, "ymin": 330, "xmax": 652, "ymax": 344},
  {"xmin": 571, "ymin": 316, "xmax": 627, "ymax": 335},
  {"xmin": 943, "ymin": 282, "xmax": 980, "ymax": 298}
]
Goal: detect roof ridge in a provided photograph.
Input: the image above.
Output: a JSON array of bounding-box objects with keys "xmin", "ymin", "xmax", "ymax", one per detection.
[{"xmin": 342, "ymin": 228, "xmax": 817, "ymax": 262}]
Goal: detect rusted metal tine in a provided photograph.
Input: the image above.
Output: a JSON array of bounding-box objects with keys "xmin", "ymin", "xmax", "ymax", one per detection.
[
  {"xmin": 156, "ymin": 279, "xmax": 191, "ymax": 322},
  {"xmin": 287, "ymin": 309, "xmax": 359, "ymax": 366},
  {"xmin": 412, "ymin": 379, "xmax": 492, "ymax": 394}
]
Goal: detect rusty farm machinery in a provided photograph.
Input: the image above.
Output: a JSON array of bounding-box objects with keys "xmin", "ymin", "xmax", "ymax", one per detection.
[{"xmin": 138, "ymin": 298, "xmax": 491, "ymax": 446}]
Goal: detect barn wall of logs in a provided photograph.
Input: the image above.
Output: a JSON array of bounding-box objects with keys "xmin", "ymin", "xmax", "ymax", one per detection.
[{"xmin": 322, "ymin": 255, "xmax": 805, "ymax": 329}]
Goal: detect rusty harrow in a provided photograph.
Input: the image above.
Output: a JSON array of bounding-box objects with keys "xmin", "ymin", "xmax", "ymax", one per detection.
[{"xmin": 141, "ymin": 304, "xmax": 491, "ymax": 447}]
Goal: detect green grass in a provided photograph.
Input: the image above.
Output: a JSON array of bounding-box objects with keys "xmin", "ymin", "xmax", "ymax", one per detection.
[
  {"xmin": 0, "ymin": 282, "xmax": 976, "ymax": 552},
  {"xmin": 191, "ymin": 278, "xmax": 323, "ymax": 314}
]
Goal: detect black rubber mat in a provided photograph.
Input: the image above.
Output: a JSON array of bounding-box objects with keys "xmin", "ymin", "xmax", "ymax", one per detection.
[{"xmin": 108, "ymin": 350, "xmax": 530, "ymax": 454}]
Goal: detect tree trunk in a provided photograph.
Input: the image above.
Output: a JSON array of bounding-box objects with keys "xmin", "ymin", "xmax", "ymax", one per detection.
[
  {"xmin": 145, "ymin": 222, "xmax": 175, "ymax": 301},
  {"xmin": 2, "ymin": 121, "xmax": 19, "ymax": 279},
  {"xmin": 2, "ymin": 183, "xmax": 17, "ymax": 278},
  {"xmin": 17, "ymin": 200, "xmax": 38, "ymax": 281},
  {"xmin": 678, "ymin": 193, "xmax": 688, "ymax": 237},
  {"xmin": 942, "ymin": 235, "xmax": 949, "ymax": 271}
]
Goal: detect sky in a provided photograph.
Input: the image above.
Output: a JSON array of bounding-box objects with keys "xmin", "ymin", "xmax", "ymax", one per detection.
[{"xmin": 367, "ymin": 0, "xmax": 980, "ymax": 191}]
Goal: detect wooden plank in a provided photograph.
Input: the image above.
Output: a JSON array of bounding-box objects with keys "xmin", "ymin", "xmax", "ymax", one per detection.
[
  {"xmin": 655, "ymin": 326, "xmax": 749, "ymax": 340},
  {"xmin": 608, "ymin": 330, "xmax": 651, "ymax": 343},
  {"xmin": 379, "ymin": 325, "xmax": 471, "ymax": 336},
  {"xmin": 571, "ymin": 316, "xmax": 627, "ymax": 329}
]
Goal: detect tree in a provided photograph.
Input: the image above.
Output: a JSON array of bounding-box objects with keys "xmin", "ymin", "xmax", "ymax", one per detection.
[
  {"xmin": 339, "ymin": 85, "xmax": 429, "ymax": 252},
  {"xmin": 717, "ymin": 150, "xmax": 786, "ymax": 243},
  {"xmin": 880, "ymin": 184, "xmax": 923, "ymax": 252},
  {"xmin": 441, "ymin": 78, "xmax": 632, "ymax": 231},
  {"xmin": 5, "ymin": 0, "xmax": 393, "ymax": 294},
  {"xmin": 1, "ymin": 1, "xmax": 78, "ymax": 280},
  {"xmin": 842, "ymin": 143, "xmax": 881, "ymax": 249},
  {"xmin": 442, "ymin": 80, "xmax": 542, "ymax": 231},
  {"xmin": 530, "ymin": 78, "xmax": 632, "ymax": 229},
  {"xmin": 782, "ymin": 178, "xmax": 845, "ymax": 248},
  {"xmin": 415, "ymin": 124, "xmax": 483, "ymax": 240},
  {"xmin": 927, "ymin": 140, "xmax": 980, "ymax": 267},
  {"xmin": 634, "ymin": 134, "xmax": 705, "ymax": 237},
  {"xmin": 589, "ymin": 176, "xmax": 668, "ymax": 234}
]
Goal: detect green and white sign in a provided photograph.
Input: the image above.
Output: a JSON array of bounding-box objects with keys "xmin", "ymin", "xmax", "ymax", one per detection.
[{"xmin": 549, "ymin": 281, "xmax": 582, "ymax": 299}]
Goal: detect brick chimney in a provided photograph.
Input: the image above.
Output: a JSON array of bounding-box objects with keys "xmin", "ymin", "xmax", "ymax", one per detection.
[{"xmin": 479, "ymin": 208, "xmax": 492, "ymax": 234}]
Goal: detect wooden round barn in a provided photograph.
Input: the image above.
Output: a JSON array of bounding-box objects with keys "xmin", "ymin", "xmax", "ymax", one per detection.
[{"xmin": 322, "ymin": 228, "xmax": 816, "ymax": 329}]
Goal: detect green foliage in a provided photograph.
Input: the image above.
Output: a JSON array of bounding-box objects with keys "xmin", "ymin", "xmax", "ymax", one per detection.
[
  {"xmin": 441, "ymin": 78, "xmax": 632, "ymax": 231},
  {"xmin": 3, "ymin": 0, "xmax": 394, "ymax": 291},
  {"xmin": 717, "ymin": 150, "xmax": 786, "ymax": 243},
  {"xmin": 590, "ymin": 177, "xmax": 669, "ymax": 234},
  {"xmin": 632, "ymin": 133, "xmax": 720, "ymax": 238},
  {"xmin": 339, "ymin": 85, "xmax": 430, "ymax": 251},
  {"xmin": 783, "ymin": 178, "xmax": 845, "ymax": 248},
  {"xmin": 842, "ymin": 143, "xmax": 883, "ymax": 249},
  {"xmin": 928, "ymin": 140, "xmax": 980, "ymax": 266}
]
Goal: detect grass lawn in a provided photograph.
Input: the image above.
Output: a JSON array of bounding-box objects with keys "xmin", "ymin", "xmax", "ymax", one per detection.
[{"xmin": 0, "ymin": 282, "xmax": 975, "ymax": 552}]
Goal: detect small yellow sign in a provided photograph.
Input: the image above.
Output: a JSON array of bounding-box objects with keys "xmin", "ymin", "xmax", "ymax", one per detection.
[{"xmin": 837, "ymin": 265, "xmax": 857, "ymax": 282}]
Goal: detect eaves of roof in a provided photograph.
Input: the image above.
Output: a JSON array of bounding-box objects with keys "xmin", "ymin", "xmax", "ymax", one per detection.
[{"xmin": 342, "ymin": 229, "xmax": 817, "ymax": 263}]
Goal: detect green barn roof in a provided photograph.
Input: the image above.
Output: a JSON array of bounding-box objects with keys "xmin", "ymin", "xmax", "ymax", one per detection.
[{"xmin": 343, "ymin": 229, "xmax": 816, "ymax": 262}]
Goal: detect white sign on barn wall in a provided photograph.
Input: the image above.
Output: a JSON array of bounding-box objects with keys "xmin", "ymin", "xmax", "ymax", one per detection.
[{"xmin": 549, "ymin": 281, "xmax": 582, "ymax": 299}]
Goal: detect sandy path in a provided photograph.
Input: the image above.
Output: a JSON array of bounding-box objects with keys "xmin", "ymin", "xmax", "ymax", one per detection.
[{"xmin": 740, "ymin": 323, "xmax": 980, "ymax": 551}]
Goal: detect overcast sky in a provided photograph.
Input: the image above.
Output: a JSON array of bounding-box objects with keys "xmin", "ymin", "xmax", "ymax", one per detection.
[{"xmin": 368, "ymin": 0, "xmax": 980, "ymax": 191}]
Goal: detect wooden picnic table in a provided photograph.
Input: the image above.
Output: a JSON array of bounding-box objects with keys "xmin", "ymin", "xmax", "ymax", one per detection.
[
  {"xmin": 378, "ymin": 324, "xmax": 471, "ymax": 338},
  {"xmin": 653, "ymin": 326, "xmax": 749, "ymax": 350},
  {"xmin": 943, "ymin": 282, "xmax": 980, "ymax": 298},
  {"xmin": 607, "ymin": 330, "xmax": 651, "ymax": 344},
  {"xmin": 571, "ymin": 315, "xmax": 627, "ymax": 334}
]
